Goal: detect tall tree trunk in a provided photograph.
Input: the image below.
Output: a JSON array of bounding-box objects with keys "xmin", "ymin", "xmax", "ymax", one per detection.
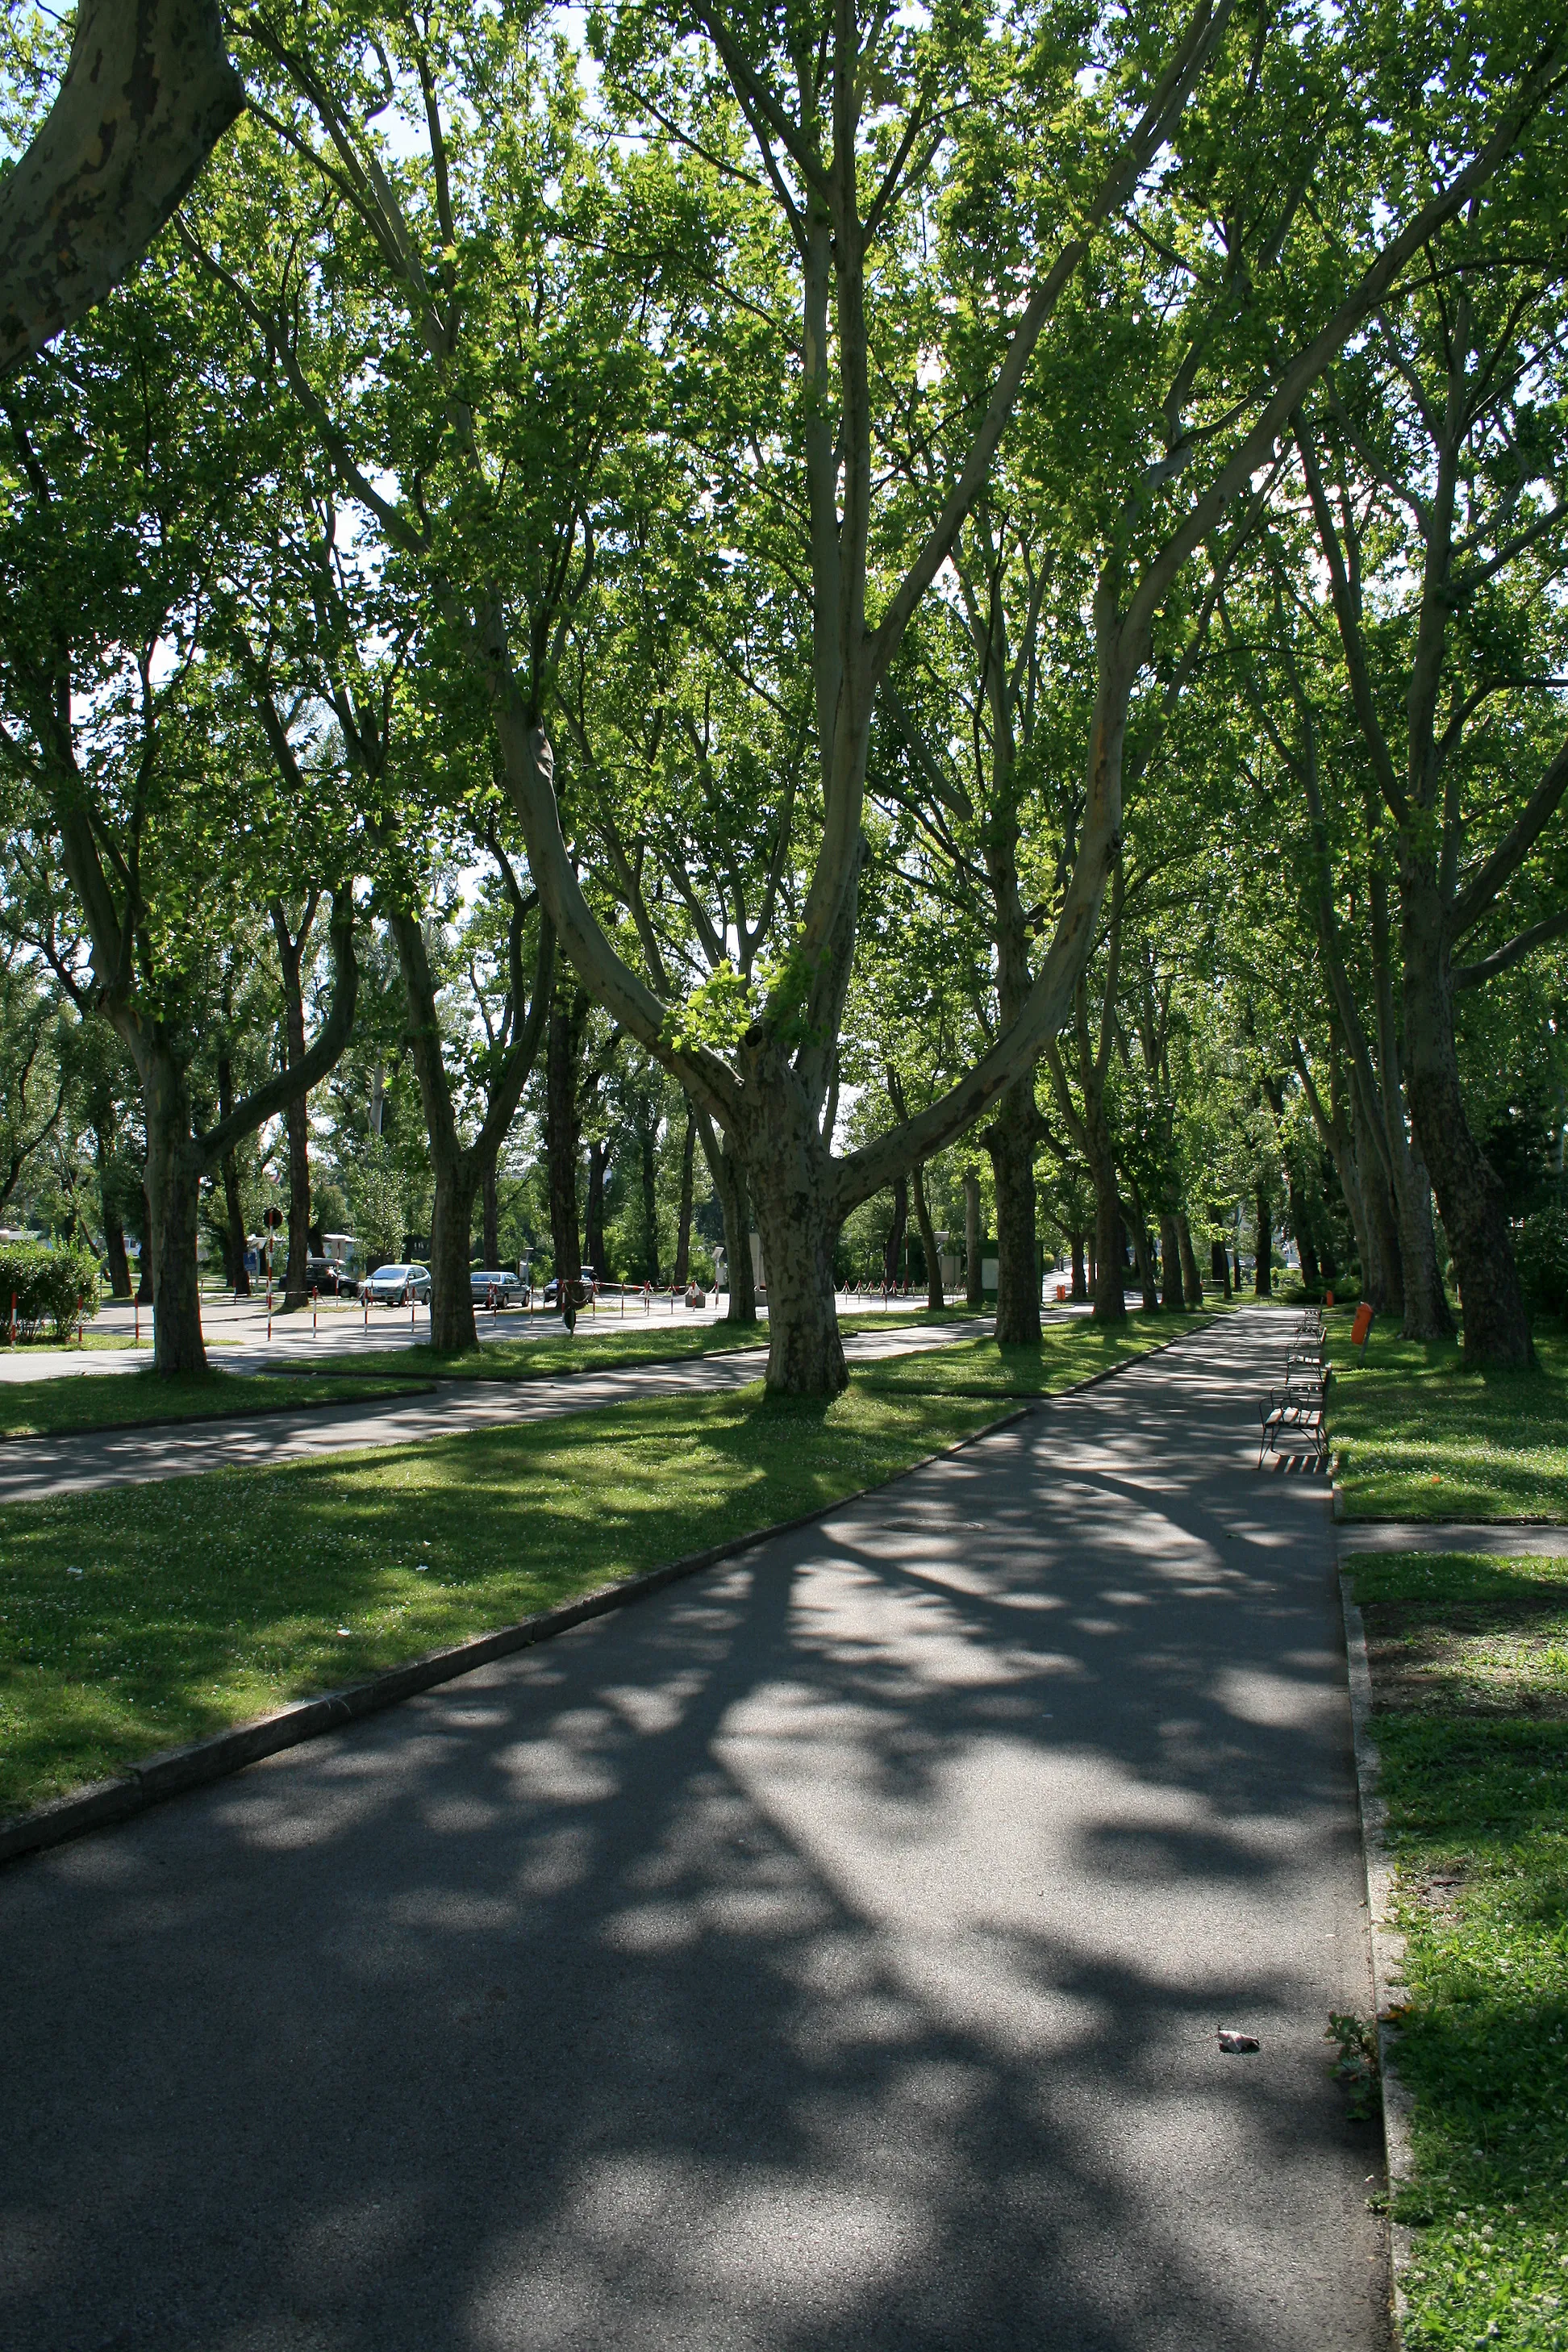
[
  {"xmin": 215, "ymin": 1046, "xmax": 249, "ymax": 1297},
  {"xmin": 585, "ymin": 1138, "xmax": 608, "ymax": 1276},
  {"xmin": 1403, "ymin": 912, "xmax": 1534, "ymax": 1367},
  {"xmin": 671, "ymin": 1112, "xmax": 696, "ymax": 1289},
  {"xmin": 102, "ymin": 1196, "xmax": 131, "ymax": 1300},
  {"xmin": 1387, "ymin": 1133, "xmax": 1451, "ymax": 1341},
  {"xmin": 1088, "ymin": 1149, "xmax": 1124, "ymax": 1324},
  {"xmin": 1210, "ymin": 1233, "xmax": 1230, "ymax": 1295},
  {"xmin": 1253, "ymin": 1186, "xmax": 1273, "ymax": 1297},
  {"xmin": 1070, "ymin": 1230, "xmax": 1087, "ymax": 1302},
  {"xmin": 964, "ymin": 1170, "xmax": 983, "ymax": 1308},
  {"xmin": 0, "ymin": 0, "xmax": 244, "ymax": 380},
  {"xmin": 427, "ymin": 1163, "xmax": 478, "ymax": 1352},
  {"xmin": 739, "ymin": 1061, "xmax": 844, "ymax": 1395},
  {"xmin": 910, "ymin": 1160, "xmax": 944, "ymax": 1311},
  {"xmin": 94, "ymin": 1128, "xmax": 132, "ymax": 1299},
  {"xmin": 1350, "ymin": 1078, "xmax": 1404, "ymax": 1316},
  {"xmin": 1160, "ymin": 1213, "xmax": 1184, "ymax": 1311},
  {"xmin": 984, "ymin": 1079, "xmax": 1041, "ymax": 1343},
  {"xmin": 136, "ymin": 1174, "xmax": 153, "ymax": 1303},
  {"xmin": 882, "ymin": 1172, "xmax": 909, "ymax": 1289},
  {"xmin": 270, "ymin": 897, "xmax": 318, "ymax": 1310},
  {"xmin": 221, "ymin": 1149, "xmax": 248, "ymax": 1295},
  {"xmin": 698, "ymin": 1113, "xmax": 756, "ymax": 1324},
  {"xmin": 1177, "ymin": 1212, "xmax": 1203, "ymax": 1307},
  {"xmin": 1127, "ymin": 1180, "xmax": 1159, "ymax": 1312},
  {"xmin": 482, "ymin": 1156, "xmax": 500, "ymax": 1268},
  {"xmin": 546, "ymin": 984, "xmax": 587, "ymax": 1297},
  {"xmin": 282, "ymin": 1092, "xmax": 311, "ymax": 1305},
  {"xmin": 639, "ymin": 1118, "xmax": 661, "ymax": 1283},
  {"xmin": 143, "ymin": 1053, "xmax": 206, "ymax": 1374}
]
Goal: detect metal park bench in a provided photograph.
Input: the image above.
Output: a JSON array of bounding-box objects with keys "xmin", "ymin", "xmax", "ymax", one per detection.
[{"xmin": 1258, "ymin": 1386, "xmax": 1328, "ymax": 1467}]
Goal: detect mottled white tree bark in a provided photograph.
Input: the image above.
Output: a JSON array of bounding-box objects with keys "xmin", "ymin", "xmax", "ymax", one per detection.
[{"xmin": 0, "ymin": 0, "xmax": 242, "ymax": 377}]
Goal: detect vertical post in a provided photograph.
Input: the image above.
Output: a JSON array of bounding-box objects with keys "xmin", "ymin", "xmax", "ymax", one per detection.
[{"xmin": 9, "ymin": 1291, "xmax": 15, "ymax": 1346}]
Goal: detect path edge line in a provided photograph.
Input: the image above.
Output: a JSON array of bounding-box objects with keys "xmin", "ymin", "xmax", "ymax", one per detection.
[
  {"xmin": 1340, "ymin": 1566, "xmax": 1418, "ymax": 2346},
  {"xmin": 0, "ymin": 1399, "xmax": 1036, "ymax": 1870}
]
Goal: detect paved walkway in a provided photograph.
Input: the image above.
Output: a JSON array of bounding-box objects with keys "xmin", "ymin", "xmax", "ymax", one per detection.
[
  {"xmin": 1340, "ymin": 1521, "xmax": 1568, "ymax": 1557},
  {"xmin": 0, "ymin": 1320, "xmax": 991, "ymax": 1503},
  {"xmin": 0, "ymin": 1307, "xmax": 1385, "ymax": 2350}
]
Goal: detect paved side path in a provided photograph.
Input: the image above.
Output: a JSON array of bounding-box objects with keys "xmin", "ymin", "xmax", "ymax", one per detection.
[
  {"xmin": 0, "ymin": 1307, "xmax": 1386, "ymax": 2352},
  {"xmin": 1340, "ymin": 1521, "xmax": 1568, "ymax": 1557},
  {"xmin": 0, "ymin": 1319, "xmax": 990, "ymax": 1504}
]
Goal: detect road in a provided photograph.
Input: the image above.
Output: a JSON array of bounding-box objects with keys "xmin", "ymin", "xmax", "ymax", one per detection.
[
  {"xmin": 0, "ymin": 1307, "xmax": 1386, "ymax": 2350},
  {"xmin": 0, "ymin": 1317, "xmax": 993, "ymax": 1503}
]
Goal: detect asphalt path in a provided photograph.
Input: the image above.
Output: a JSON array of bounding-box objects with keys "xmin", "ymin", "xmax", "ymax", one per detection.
[
  {"xmin": 0, "ymin": 1306, "xmax": 1386, "ymax": 2350},
  {"xmin": 0, "ymin": 1317, "xmax": 993, "ymax": 1503}
]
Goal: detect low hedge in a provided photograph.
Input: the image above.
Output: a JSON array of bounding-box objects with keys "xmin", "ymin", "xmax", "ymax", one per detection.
[{"xmin": 0, "ymin": 1239, "xmax": 102, "ymax": 1342}]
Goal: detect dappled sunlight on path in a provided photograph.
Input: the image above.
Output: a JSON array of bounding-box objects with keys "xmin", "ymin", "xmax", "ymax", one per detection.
[{"xmin": 0, "ymin": 1307, "xmax": 1387, "ymax": 2351}]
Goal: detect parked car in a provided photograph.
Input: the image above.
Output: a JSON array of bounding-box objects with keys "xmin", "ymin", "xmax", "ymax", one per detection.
[
  {"xmin": 469, "ymin": 1267, "xmax": 526, "ymax": 1307},
  {"xmin": 305, "ymin": 1253, "xmax": 357, "ymax": 1297},
  {"xmin": 363, "ymin": 1262, "xmax": 432, "ymax": 1307},
  {"xmin": 543, "ymin": 1263, "xmax": 595, "ymax": 1303}
]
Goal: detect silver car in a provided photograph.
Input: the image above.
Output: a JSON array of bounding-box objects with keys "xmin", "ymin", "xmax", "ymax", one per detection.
[
  {"xmin": 364, "ymin": 1262, "xmax": 432, "ymax": 1306},
  {"xmin": 469, "ymin": 1267, "xmax": 525, "ymax": 1307}
]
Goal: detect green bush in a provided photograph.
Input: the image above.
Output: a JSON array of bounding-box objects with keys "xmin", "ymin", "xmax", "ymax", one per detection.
[
  {"xmin": 1516, "ymin": 1195, "xmax": 1568, "ymax": 1324},
  {"xmin": 0, "ymin": 1239, "xmax": 102, "ymax": 1342}
]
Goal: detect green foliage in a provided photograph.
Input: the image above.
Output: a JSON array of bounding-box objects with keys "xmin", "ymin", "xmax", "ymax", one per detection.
[
  {"xmin": 1516, "ymin": 1195, "xmax": 1568, "ymax": 1324},
  {"xmin": 0, "ymin": 1239, "xmax": 100, "ymax": 1342},
  {"xmin": 348, "ymin": 1140, "xmax": 411, "ymax": 1271}
]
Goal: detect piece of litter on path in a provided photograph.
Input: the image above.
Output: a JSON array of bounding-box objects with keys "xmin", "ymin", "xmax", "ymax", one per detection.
[{"xmin": 1217, "ymin": 2028, "xmax": 1260, "ymax": 2054}]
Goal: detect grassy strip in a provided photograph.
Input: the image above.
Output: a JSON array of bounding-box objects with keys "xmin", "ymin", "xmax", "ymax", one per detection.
[
  {"xmin": 0, "ymin": 1379, "xmax": 1006, "ymax": 1820},
  {"xmin": 1330, "ymin": 1318, "xmax": 1568, "ymax": 1522},
  {"xmin": 0, "ymin": 1370, "xmax": 421, "ymax": 1443},
  {"xmin": 1349, "ymin": 1550, "xmax": 1568, "ymax": 2350},
  {"xmin": 854, "ymin": 1309, "xmax": 1212, "ymax": 1396},
  {"xmin": 1, "ymin": 1332, "xmax": 138, "ymax": 1353}
]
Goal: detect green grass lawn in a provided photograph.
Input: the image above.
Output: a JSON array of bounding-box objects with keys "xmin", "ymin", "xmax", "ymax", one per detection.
[
  {"xmin": 0, "ymin": 1379, "xmax": 1008, "ymax": 1820},
  {"xmin": 2, "ymin": 1330, "xmax": 139, "ymax": 1353},
  {"xmin": 856, "ymin": 1307, "xmax": 1214, "ymax": 1395},
  {"xmin": 0, "ymin": 1368, "xmax": 424, "ymax": 1442},
  {"xmin": 1331, "ymin": 1320, "xmax": 1568, "ymax": 1522},
  {"xmin": 1349, "ymin": 1549, "xmax": 1568, "ymax": 2350}
]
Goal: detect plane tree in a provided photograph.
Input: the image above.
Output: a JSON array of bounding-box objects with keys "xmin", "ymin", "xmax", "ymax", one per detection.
[
  {"xmin": 0, "ymin": 1, "xmax": 244, "ymax": 377},
  {"xmin": 1285, "ymin": 190, "xmax": 1568, "ymax": 1364},
  {"xmin": 189, "ymin": 0, "xmax": 1566, "ymax": 1391},
  {"xmin": 0, "ymin": 269, "xmax": 360, "ymax": 1373}
]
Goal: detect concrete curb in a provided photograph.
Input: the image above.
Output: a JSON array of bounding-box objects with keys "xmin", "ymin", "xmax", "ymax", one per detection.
[
  {"xmin": 0, "ymin": 1401, "xmax": 1032, "ymax": 1872},
  {"xmin": 1340, "ymin": 1568, "xmax": 1417, "ymax": 2346}
]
